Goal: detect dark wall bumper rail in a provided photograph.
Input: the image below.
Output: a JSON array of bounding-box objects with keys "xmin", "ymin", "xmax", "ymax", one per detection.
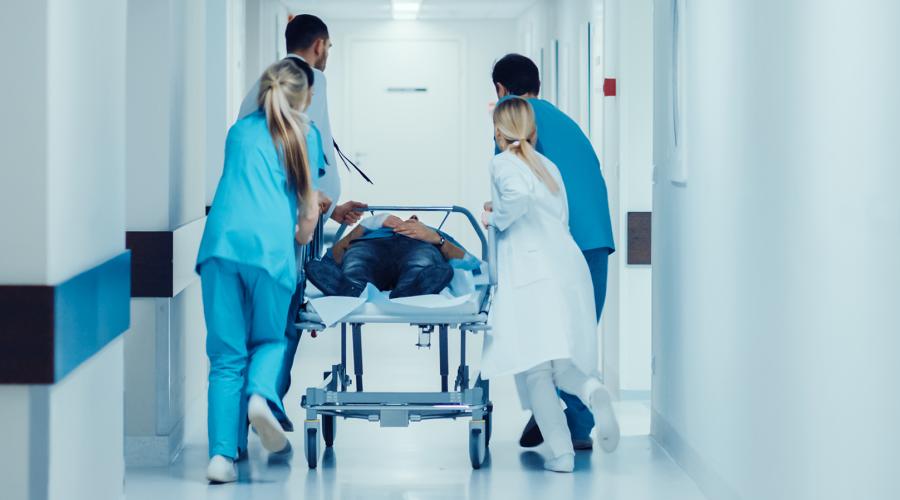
[{"xmin": 0, "ymin": 252, "xmax": 131, "ymax": 384}]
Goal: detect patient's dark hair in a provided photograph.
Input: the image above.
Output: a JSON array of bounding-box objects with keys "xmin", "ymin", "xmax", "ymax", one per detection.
[
  {"xmin": 492, "ymin": 54, "xmax": 541, "ymax": 96},
  {"xmin": 285, "ymin": 14, "xmax": 329, "ymax": 53}
]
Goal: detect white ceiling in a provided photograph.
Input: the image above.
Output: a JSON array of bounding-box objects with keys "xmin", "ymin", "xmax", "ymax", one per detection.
[{"xmin": 286, "ymin": 0, "xmax": 537, "ymax": 20}]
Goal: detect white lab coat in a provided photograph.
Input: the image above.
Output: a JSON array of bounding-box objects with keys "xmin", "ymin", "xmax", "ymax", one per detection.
[
  {"xmin": 480, "ymin": 151, "xmax": 598, "ymax": 399},
  {"xmin": 238, "ymin": 54, "xmax": 340, "ymax": 219}
]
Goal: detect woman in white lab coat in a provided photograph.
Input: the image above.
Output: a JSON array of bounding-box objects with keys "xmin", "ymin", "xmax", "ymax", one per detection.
[{"xmin": 480, "ymin": 97, "xmax": 620, "ymax": 472}]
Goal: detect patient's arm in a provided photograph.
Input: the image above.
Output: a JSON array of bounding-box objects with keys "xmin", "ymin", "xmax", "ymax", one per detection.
[
  {"xmin": 332, "ymin": 225, "xmax": 366, "ymax": 265},
  {"xmin": 437, "ymin": 239, "xmax": 466, "ymax": 261},
  {"xmin": 393, "ymin": 220, "xmax": 466, "ymax": 260}
]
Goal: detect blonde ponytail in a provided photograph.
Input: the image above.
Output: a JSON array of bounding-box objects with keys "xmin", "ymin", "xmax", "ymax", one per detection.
[
  {"xmin": 493, "ymin": 97, "xmax": 560, "ymax": 194},
  {"xmin": 259, "ymin": 59, "xmax": 315, "ymax": 214}
]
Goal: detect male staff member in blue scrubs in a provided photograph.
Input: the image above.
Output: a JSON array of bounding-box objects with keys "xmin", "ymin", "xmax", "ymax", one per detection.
[
  {"xmin": 491, "ymin": 53, "xmax": 615, "ymax": 450},
  {"xmin": 239, "ymin": 14, "xmax": 367, "ymax": 432}
]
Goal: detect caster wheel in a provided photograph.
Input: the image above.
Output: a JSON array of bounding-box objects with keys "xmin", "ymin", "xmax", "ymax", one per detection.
[
  {"xmin": 469, "ymin": 421, "xmax": 487, "ymax": 469},
  {"xmin": 322, "ymin": 415, "xmax": 336, "ymax": 447},
  {"xmin": 305, "ymin": 421, "xmax": 320, "ymax": 469}
]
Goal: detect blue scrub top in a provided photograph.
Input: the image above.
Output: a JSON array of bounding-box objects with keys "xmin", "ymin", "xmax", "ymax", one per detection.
[
  {"xmin": 198, "ymin": 111, "xmax": 325, "ymax": 291},
  {"xmin": 496, "ymin": 96, "xmax": 615, "ymax": 253}
]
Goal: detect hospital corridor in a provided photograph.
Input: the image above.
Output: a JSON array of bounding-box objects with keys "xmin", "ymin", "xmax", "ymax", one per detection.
[{"xmin": 1, "ymin": 1, "xmax": 898, "ymax": 500}]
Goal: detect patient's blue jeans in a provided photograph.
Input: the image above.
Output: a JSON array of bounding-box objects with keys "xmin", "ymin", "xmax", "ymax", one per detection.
[
  {"xmin": 560, "ymin": 247, "xmax": 611, "ymax": 440},
  {"xmin": 307, "ymin": 235, "xmax": 454, "ymax": 299}
]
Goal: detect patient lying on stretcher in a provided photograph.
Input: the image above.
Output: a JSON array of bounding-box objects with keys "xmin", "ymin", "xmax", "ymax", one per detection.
[{"xmin": 306, "ymin": 214, "xmax": 473, "ymax": 299}]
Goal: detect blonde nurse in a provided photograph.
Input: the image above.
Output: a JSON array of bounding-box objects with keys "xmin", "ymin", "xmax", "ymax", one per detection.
[{"xmin": 480, "ymin": 97, "xmax": 620, "ymax": 473}]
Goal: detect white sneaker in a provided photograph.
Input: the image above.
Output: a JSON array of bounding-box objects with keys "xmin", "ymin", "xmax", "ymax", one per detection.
[
  {"xmin": 206, "ymin": 455, "xmax": 237, "ymax": 483},
  {"xmin": 585, "ymin": 380, "xmax": 620, "ymax": 453},
  {"xmin": 544, "ymin": 453, "xmax": 575, "ymax": 473},
  {"xmin": 248, "ymin": 394, "xmax": 289, "ymax": 453}
]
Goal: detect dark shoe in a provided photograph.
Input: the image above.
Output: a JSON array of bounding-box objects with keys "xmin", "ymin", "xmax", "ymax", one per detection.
[
  {"xmin": 519, "ymin": 415, "xmax": 544, "ymax": 447},
  {"xmin": 336, "ymin": 279, "xmax": 367, "ymax": 297},
  {"xmin": 573, "ymin": 437, "xmax": 594, "ymax": 450}
]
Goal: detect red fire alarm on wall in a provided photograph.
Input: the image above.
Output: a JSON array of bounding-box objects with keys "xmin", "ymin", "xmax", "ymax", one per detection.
[{"xmin": 603, "ymin": 78, "xmax": 617, "ymax": 97}]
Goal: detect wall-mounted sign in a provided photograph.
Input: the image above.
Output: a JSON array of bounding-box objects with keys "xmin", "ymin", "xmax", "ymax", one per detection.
[{"xmin": 386, "ymin": 87, "xmax": 428, "ymax": 93}]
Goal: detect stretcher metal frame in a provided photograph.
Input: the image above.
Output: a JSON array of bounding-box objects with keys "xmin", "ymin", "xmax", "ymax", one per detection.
[{"xmin": 297, "ymin": 206, "xmax": 497, "ymax": 469}]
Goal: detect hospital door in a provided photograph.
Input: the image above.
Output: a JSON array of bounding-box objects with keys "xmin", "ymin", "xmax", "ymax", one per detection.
[{"xmin": 344, "ymin": 39, "xmax": 465, "ymax": 239}]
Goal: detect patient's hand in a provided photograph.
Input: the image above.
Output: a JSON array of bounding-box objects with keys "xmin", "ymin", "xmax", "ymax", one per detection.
[
  {"xmin": 382, "ymin": 215, "xmax": 404, "ymax": 229},
  {"xmin": 394, "ymin": 219, "xmax": 442, "ymax": 245},
  {"xmin": 484, "ymin": 201, "xmax": 493, "ymax": 212}
]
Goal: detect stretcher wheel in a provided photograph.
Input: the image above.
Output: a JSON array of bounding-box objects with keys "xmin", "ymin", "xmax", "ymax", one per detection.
[
  {"xmin": 322, "ymin": 415, "xmax": 336, "ymax": 447},
  {"xmin": 305, "ymin": 422, "xmax": 319, "ymax": 469},
  {"xmin": 469, "ymin": 421, "xmax": 487, "ymax": 469}
]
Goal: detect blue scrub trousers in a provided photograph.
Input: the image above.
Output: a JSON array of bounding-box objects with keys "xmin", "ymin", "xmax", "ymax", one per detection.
[
  {"xmin": 560, "ymin": 247, "xmax": 611, "ymax": 440},
  {"xmin": 200, "ymin": 258, "xmax": 292, "ymax": 459},
  {"xmin": 271, "ymin": 286, "xmax": 304, "ymax": 430}
]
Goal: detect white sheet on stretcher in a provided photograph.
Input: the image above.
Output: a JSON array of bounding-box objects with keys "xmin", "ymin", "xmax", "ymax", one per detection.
[{"xmin": 306, "ymin": 265, "xmax": 487, "ymax": 327}]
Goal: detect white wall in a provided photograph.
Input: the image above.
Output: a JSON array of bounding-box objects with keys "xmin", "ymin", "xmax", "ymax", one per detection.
[
  {"xmin": 244, "ymin": 0, "xmax": 290, "ymax": 92},
  {"xmin": 126, "ymin": 0, "xmax": 172, "ymax": 230},
  {"xmin": 169, "ymin": 0, "xmax": 209, "ymax": 228},
  {"xmin": 206, "ymin": 0, "xmax": 247, "ymax": 205},
  {"xmin": 652, "ymin": 1, "xmax": 900, "ymax": 499},
  {"xmin": 127, "ymin": 0, "xmax": 207, "ymax": 231},
  {"xmin": 0, "ymin": 0, "xmax": 48, "ymax": 284},
  {"xmin": 47, "ymin": 339, "xmax": 125, "ymax": 500},
  {"xmin": 0, "ymin": 387, "xmax": 30, "ymax": 499},
  {"xmin": 0, "ymin": 340, "xmax": 125, "ymax": 500},
  {"xmin": 46, "ymin": 0, "xmax": 128, "ymax": 284}
]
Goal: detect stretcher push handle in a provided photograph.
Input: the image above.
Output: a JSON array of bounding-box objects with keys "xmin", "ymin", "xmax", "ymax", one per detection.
[{"xmin": 487, "ymin": 225, "xmax": 498, "ymax": 286}]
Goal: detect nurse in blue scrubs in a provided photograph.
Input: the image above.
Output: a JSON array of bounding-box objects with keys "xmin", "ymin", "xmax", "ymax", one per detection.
[
  {"xmin": 197, "ymin": 58, "xmax": 322, "ymax": 484},
  {"xmin": 490, "ymin": 54, "xmax": 616, "ymax": 451}
]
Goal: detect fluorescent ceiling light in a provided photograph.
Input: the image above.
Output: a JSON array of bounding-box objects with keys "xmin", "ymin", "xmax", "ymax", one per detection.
[{"xmin": 392, "ymin": 0, "xmax": 422, "ymax": 20}]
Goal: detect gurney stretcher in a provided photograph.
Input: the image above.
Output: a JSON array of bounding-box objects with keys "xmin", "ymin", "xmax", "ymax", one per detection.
[{"xmin": 297, "ymin": 206, "xmax": 497, "ymax": 469}]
